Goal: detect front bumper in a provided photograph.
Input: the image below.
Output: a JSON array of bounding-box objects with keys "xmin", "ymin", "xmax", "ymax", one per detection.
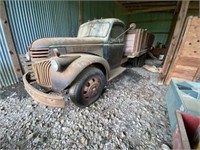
[{"xmin": 23, "ymin": 72, "xmax": 65, "ymax": 108}]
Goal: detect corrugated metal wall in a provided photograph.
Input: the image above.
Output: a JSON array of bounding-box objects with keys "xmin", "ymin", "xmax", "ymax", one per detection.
[
  {"xmin": 5, "ymin": 0, "xmax": 79, "ymax": 55},
  {"xmin": 83, "ymin": 1, "xmax": 129, "ymax": 26},
  {"xmin": 0, "ymin": 21, "xmax": 18, "ymax": 88},
  {"xmin": 129, "ymin": 13, "xmax": 173, "ymax": 46},
  {"xmin": 83, "ymin": 1, "xmax": 114, "ymax": 21},
  {"xmin": 0, "ymin": 1, "xmax": 79, "ymax": 88}
]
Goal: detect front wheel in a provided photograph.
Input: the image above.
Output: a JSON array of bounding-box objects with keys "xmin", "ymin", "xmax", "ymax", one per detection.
[{"xmin": 69, "ymin": 67, "xmax": 106, "ymax": 108}]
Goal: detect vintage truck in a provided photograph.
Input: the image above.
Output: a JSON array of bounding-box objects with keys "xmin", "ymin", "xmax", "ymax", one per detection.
[{"xmin": 23, "ymin": 18, "xmax": 154, "ymax": 108}]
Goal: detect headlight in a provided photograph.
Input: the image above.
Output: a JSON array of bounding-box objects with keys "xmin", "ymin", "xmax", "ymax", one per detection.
[
  {"xmin": 26, "ymin": 52, "xmax": 31, "ymax": 61},
  {"xmin": 50, "ymin": 59, "xmax": 59, "ymax": 71}
]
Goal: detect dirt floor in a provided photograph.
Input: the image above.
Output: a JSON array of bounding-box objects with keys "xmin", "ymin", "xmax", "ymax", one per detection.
[{"xmin": 0, "ymin": 61, "xmax": 172, "ymax": 149}]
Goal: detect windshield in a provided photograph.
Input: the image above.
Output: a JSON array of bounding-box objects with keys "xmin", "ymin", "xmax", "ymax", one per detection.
[{"xmin": 78, "ymin": 22, "xmax": 110, "ymax": 38}]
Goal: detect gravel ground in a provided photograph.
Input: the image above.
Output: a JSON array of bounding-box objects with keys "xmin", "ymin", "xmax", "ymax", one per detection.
[{"xmin": 0, "ymin": 65, "xmax": 172, "ymax": 149}]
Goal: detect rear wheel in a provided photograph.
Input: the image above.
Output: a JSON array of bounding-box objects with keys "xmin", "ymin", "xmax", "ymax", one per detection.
[
  {"xmin": 122, "ymin": 57, "xmax": 138, "ymax": 67},
  {"xmin": 137, "ymin": 54, "xmax": 146, "ymax": 67},
  {"xmin": 69, "ymin": 67, "xmax": 106, "ymax": 108}
]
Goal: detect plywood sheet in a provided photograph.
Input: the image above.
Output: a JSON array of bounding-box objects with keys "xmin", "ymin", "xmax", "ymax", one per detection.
[{"xmin": 165, "ymin": 16, "xmax": 200, "ymax": 84}]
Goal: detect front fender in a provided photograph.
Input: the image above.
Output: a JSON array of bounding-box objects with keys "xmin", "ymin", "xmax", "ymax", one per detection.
[{"xmin": 50, "ymin": 54, "xmax": 110, "ymax": 91}]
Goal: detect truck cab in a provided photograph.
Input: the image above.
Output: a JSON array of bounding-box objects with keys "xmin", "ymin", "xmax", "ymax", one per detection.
[{"xmin": 77, "ymin": 18, "xmax": 125, "ymax": 68}]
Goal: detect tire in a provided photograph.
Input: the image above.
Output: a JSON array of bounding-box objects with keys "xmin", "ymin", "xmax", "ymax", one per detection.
[
  {"xmin": 137, "ymin": 54, "xmax": 146, "ymax": 67},
  {"xmin": 122, "ymin": 58, "xmax": 138, "ymax": 68},
  {"xmin": 130, "ymin": 57, "xmax": 138, "ymax": 67},
  {"xmin": 69, "ymin": 67, "xmax": 106, "ymax": 108}
]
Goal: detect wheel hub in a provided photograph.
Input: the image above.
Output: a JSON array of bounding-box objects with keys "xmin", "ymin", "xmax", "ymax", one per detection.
[{"xmin": 82, "ymin": 77, "xmax": 100, "ymax": 100}]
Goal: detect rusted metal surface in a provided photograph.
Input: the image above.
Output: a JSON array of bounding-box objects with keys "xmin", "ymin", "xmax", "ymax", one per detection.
[
  {"xmin": 50, "ymin": 53, "xmax": 110, "ymax": 91},
  {"xmin": 23, "ymin": 72, "xmax": 65, "ymax": 108},
  {"xmin": 108, "ymin": 67, "xmax": 126, "ymax": 81},
  {"xmin": 31, "ymin": 37, "xmax": 104, "ymax": 48},
  {"xmin": 82, "ymin": 76, "xmax": 101, "ymax": 101},
  {"xmin": 50, "ymin": 55, "xmax": 80, "ymax": 72},
  {"xmin": 32, "ymin": 60, "xmax": 52, "ymax": 88}
]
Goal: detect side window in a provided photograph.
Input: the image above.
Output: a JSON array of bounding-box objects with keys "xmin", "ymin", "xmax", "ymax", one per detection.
[{"xmin": 110, "ymin": 25, "xmax": 125, "ymax": 43}]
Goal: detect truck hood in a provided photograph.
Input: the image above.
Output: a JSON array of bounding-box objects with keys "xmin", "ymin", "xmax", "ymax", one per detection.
[{"xmin": 31, "ymin": 37, "xmax": 104, "ymax": 48}]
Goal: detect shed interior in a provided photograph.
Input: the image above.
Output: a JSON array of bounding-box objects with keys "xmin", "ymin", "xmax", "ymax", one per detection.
[
  {"xmin": 0, "ymin": 1, "xmax": 200, "ymax": 149},
  {"xmin": 0, "ymin": 0, "xmax": 199, "ymax": 88}
]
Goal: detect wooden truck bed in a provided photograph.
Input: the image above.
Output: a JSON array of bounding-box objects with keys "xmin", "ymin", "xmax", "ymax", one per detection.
[{"xmin": 124, "ymin": 29, "xmax": 154, "ymax": 58}]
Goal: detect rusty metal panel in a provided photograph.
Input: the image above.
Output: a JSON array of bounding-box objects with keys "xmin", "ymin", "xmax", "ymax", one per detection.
[
  {"xmin": 0, "ymin": 21, "xmax": 18, "ymax": 88},
  {"xmin": 23, "ymin": 72, "xmax": 65, "ymax": 108},
  {"xmin": 4, "ymin": 1, "xmax": 79, "ymax": 55}
]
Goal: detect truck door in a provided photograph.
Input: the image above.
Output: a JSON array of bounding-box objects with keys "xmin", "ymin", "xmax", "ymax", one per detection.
[{"xmin": 103, "ymin": 24, "xmax": 125, "ymax": 69}]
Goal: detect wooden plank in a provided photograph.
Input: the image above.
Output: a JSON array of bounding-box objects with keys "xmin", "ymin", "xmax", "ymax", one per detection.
[
  {"xmin": 160, "ymin": 0, "xmax": 190, "ymax": 82},
  {"xmin": 175, "ymin": 111, "xmax": 191, "ymax": 150},
  {"xmin": 119, "ymin": 2, "xmax": 177, "ymax": 7},
  {"xmin": 116, "ymin": 6, "xmax": 176, "ymax": 16},
  {"xmin": 0, "ymin": 1, "xmax": 22, "ymax": 77},
  {"xmin": 174, "ymin": 65, "xmax": 197, "ymax": 71},
  {"xmin": 193, "ymin": 68, "xmax": 200, "ymax": 81},
  {"xmin": 132, "ymin": 19, "xmax": 172, "ymax": 24},
  {"xmin": 166, "ymin": 1, "xmax": 181, "ymax": 45},
  {"xmin": 176, "ymin": 56, "xmax": 200, "ymax": 67}
]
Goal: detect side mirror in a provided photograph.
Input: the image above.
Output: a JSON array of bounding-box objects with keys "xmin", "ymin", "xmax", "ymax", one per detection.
[{"xmin": 114, "ymin": 23, "xmax": 137, "ymax": 41}]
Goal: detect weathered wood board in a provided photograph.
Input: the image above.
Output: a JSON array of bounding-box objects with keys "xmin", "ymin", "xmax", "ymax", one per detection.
[{"xmin": 165, "ymin": 16, "xmax": 200, "ymax": 84}]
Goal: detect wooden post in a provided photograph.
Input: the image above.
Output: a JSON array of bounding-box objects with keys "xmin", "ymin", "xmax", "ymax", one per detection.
[
  {"xmin": 166, "ymin": 1, "xmax": 181, "ymax": 46},
  {"xmin": 160, "ymin": 0, "xmax": 190, "ymax": 83},
  {"xmin": 79, "ymin": 0, "xmax": 83, "ymax": 25},
  {"xmin": 0, "ymin": 1, "xmax": 22, "ymax": 78}
]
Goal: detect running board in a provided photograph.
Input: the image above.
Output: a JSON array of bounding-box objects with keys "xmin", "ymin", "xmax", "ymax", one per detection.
[{"xmin": 108, "ymin": 67, "xmax": 127, "ymax": 81}]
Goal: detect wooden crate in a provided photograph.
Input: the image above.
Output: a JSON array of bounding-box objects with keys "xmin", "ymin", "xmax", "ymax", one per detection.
[{"xmin": 165, "ymin": 16, "xmax": 200, "ymax": 84}]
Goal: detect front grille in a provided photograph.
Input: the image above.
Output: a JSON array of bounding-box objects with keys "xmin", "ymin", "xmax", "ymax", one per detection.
[
  {"xmin": 32, "ymin": 60, "xmax": 52, "ymax": 88},
  {"xmin": 30, "ymin": 48, "xmax": 49, "ymax": 61}
]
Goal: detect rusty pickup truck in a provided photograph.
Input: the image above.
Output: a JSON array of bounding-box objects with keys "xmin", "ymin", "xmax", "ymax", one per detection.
[{"xmin": 23, "ymin": 18, "xmax": 154, "ymax": 108}]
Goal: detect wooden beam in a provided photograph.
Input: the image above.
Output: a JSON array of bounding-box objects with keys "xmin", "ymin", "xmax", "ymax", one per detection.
[
  {"xmin": 166, "ymin": 1, "xmax": 181, "ymax": 46},
  {"xmin": 116, "ymin": 6, "xmax": 176, "ymax": 16},
  {"xmin": 0, "ymin": 1, "xmax": 22, "ymax": 78},
  {"xmin": 119, "ymin": 1, "xmax": 176, "ymax": 7},
  {"xmin": 160, "ymin": 0, "xmax": 190, "ymax": 83},
  {"xmin": 124, "ymin": 4, "xmax": 176, "ymax": 9},
  {"xmin": 132, "ymin": 19, "xmax": 172, "ymax": 24},
  {"xmin": 127, "ymin": 6, "xmax": 174, "ymax": 12}
]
